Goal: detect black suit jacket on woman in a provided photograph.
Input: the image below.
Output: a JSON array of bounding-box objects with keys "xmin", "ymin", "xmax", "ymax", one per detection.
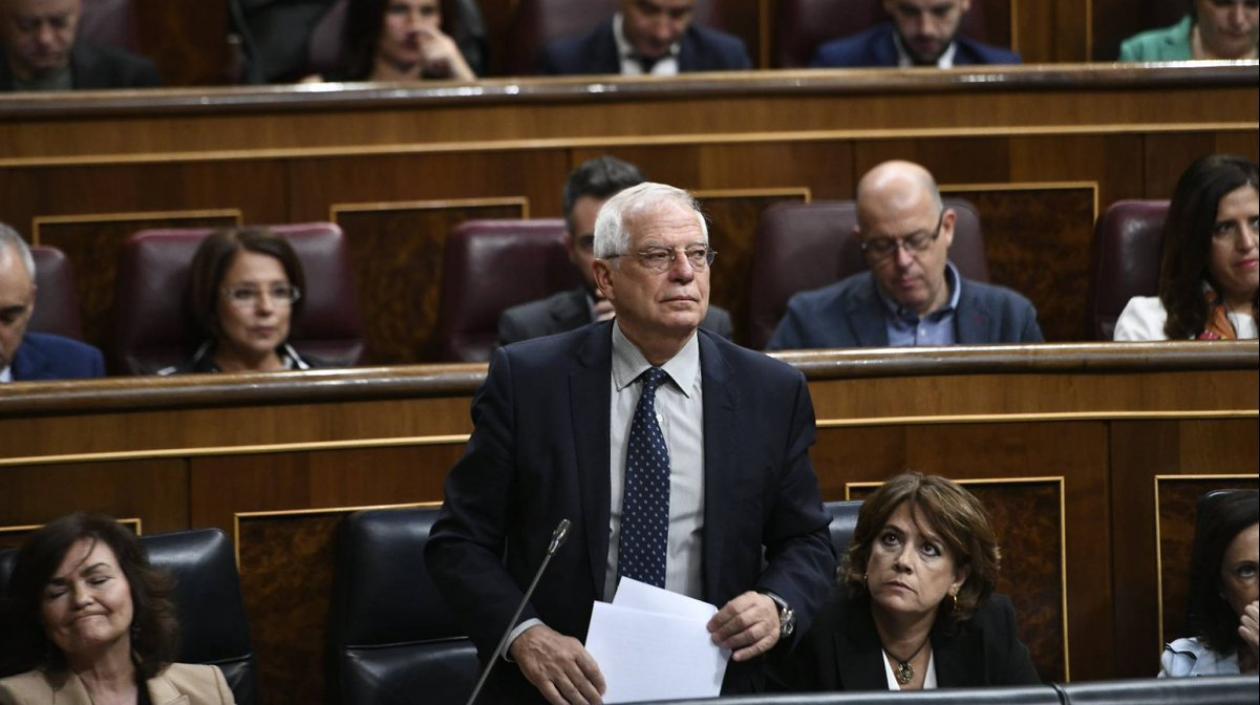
[{"xmin": 773, "ymin": 587, "xmax": 1040, "ymax": 692}]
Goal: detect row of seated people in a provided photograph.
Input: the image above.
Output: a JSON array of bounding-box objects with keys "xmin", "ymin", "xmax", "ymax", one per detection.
[
  {"xmin": 0, "ymin": 151, "xmax": 1256, "ymax": 382},
  {"xmin": 0, "ymin": 482, "xmax": 1255, "ymax": 703},
  {"xmin": 2, "ymin": 0, "xmax": 1257, "ymax": 91}
]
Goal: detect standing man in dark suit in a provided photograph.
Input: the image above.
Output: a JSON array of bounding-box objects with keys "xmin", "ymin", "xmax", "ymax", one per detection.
[
  {"xmin": 428, "ymin": 182, "xmax": 834, "ymax": 704},
  {"xmin": 0, "ymin": 224, "xmax": 104, "ymax": 382},
  {"xmin": 811, "ymin": 0, "xmax": 1019, "ymax": 68},
  {"xmin": 499, "ymin": 156, "xmax": 734, "ymax": 347},
  {"xmin": 767, "ymin": 161, "xmax": 1042, "ymax": 350},
  {"xmin": 0, "ymin": 0, "xmax": 160, "ymax": 91},
  {"xmin": 540, "ymin": 0, "xmax": 751, "ymax": 76}
]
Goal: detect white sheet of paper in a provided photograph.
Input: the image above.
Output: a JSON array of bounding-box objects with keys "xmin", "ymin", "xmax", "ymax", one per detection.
[
  {"xmin": 586, "ymin": 601, "xmax": 729, "ymax": 703},
  {"xmin": 612, "ymin": 576, "xmax": 718, "ymax": 622}
]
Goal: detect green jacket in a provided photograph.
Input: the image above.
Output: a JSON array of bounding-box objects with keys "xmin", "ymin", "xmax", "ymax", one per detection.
[{"xmin": 1118, "ymin": 16, "xmax": 1194, "ymax": 62}]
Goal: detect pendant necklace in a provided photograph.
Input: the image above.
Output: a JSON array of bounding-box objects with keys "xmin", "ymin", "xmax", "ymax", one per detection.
[{"xmin": 887, "ymin": 637, "xmax": 931, "ymax": 686}]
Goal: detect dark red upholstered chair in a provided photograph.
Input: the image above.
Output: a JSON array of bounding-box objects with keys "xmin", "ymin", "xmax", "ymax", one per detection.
[
  {"xmin": 1087, "ymin": 200, "xmax": 1169, "ymax": 341},
  {"xmin": 79, "ymin": 0, "xmax": 139, "ymax": 52},
  {"xmin": 747, "ymin": 198, "xmax": 988, "ymax": 350},
  {"xmin": 774, "ymin": 0, "xmax": 991, "ymax": 68},
  {"xmin": 110, "ymin": 223, "xmax": 365, "ymax": 375},
  {"xmin": 28, "ymin": 245, "xmax": 86, "ymax": 341},
  {"xmin": 434, "ymin": 219, "xmax": 579, "ymax": 362},
  {"xmin": 503, "ymin": 0, "xmax": 735, "ymax": 76}
]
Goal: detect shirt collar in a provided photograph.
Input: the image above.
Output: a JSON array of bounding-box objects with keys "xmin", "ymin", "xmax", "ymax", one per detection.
[
  {"xmin": 0, "ymin": 365, "xmax": 11, "ymax": 383},
  {"xmin": 876, "ymin": 262, "xmax": 962, "ymax": 322},
  {"xmin": 613, "ymin": 12, "xmax": 681, "ymax": 64},
  {"xmin": 611, "ymin": 321, "xmax": 699, "ymax": 397},
  {"xmin": 893, "ymin": 33, "xmax": 958, "ymax": 68}
]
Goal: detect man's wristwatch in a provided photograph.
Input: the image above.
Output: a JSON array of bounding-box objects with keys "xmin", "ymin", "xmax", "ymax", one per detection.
[{"xmin": 763, "ymin": 592, "xmax": 795, "ymax": 639}]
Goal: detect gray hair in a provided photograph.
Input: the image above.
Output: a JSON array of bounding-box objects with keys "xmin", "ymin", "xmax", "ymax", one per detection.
[
  {"xmin": 0, "ymin": 223, "xmax": 35, "ymax": 278},
  {"xmin": 593, "ymin": 182, "xmax": 708, "ymax": 260}
]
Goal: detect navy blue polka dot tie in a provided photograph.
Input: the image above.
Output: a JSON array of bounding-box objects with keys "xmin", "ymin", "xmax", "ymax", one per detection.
[{"xmin": 618, "ymin": 367, "xmax": 671, "ymax": 588}]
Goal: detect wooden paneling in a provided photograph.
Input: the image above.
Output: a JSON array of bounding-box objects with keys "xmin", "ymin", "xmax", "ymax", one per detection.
[
  {"xmin": 333, "ymin": 198, "xmax": 527, "ymax": 363},
  {"xmin": 940, "ymin": 184, "xmax": 1097, "ymax": 341},
  {"xmin": 848, "ymin": 478, "xmax": 1067, "ymax": 682},
  {"xmin": 0, "ymin": 460, "xmax": 188, "ymax": 535},
  {"xmin": 1155, "ymin": 475, "xmax": 1260, "ymax": 651},
  {"xmin": 133, "ymin": 0, "xmax": 232, "ymax": 86}
]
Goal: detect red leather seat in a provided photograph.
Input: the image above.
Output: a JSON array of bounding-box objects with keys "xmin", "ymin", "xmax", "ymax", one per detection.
[
  {"xmin": 503, "ymin": 0, "xmax": 735, "ymax": 75},
  {"xmin": 1087, "ymin": 200, "xmax": 1169, "ymax": 341},
  {"xmin": 434, "ymin": 219, "xmax": 579, "ymax": 362},
  {"xmin": 747, "ymin": 199, "xmax": 988, "ymax": 349},
  {"xmin": 29, "ymin": 245, "xmax": 85, "ymax": 341},
  {"xmin": 774, "ymin": 0, "xmax": 991, "ymax": 68},
  {"xmin": 110, "ymin": 223, "xmax": 365, "ymax": 375}
]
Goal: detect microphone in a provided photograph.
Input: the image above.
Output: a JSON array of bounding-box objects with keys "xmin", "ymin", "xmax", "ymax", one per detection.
[{"xmin": 465, "ymin": 518, "xmax": 572, "ymax": 705}]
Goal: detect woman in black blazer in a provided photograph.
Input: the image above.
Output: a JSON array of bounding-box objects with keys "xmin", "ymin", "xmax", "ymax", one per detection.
[{"xmin": 775, "ymin": 472, "xmax": 1040, "ymax": 691}]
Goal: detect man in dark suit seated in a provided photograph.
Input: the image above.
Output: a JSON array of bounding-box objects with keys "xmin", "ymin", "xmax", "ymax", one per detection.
[
  {"xmin": 427, "ymin": 182, "xmax": 835, "ymax": 704},
  {"xmin": 0, "ymin": 224, "xmax": 104, "ymax": 382},
  {"xmin": 811, "ymin": 0, "xmax": 1020, "ymax": 68},
  {"xmin": 539, "ymin": 0, "xmax": 751, "ymax": 76},
  {"xmin": 498, "ymin": 156, "xmax": 733, "ymax": 346},
  {"xmin": 767, "ymin": 160, "xmax": 1043, "ymax": 350},
  {"xmin": 0, "ymin": 0, "xmax": 161, "ymax": 91}
]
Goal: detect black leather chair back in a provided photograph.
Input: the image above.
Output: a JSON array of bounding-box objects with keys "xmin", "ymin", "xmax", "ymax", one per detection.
[
  {"xmin": 650, "ymin": 684, "xmax": 1062, "ymax": 704},
  {"xmin": 330, "ymin": 508, "xmax": 478, "ymax": 705},
  {"xmin": 0, "ymin": 529, "xmax": 256, "ymax": 705},
  {"xmin": 1057, "ymin": 675, "xmax": 1260, "ymax": 704},
  {"xmin": 824, "ymin": 500, "xmax": 862, "ymax": 561}
]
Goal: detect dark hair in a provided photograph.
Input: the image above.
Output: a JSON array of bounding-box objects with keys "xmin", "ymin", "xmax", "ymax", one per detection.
[
  {"xmin": 1186, "ymin": 490, "xmax": 1259, "ymax": 656},
  {"xmin": 562, "ymin": 157, "xmax": 647, "ymax": 234},
  {"xmin": 187, "ymin": 227, "xmax": 306, "ymax": 343},
  {"xmin": 1, "ymin": 513, "xmax": 179, "ymax": 678},
  {"xmin": 842, "ymin": 472, "xmax": 1001, "ymax": 623},
  {"xmin": 340, "ymin": 0, "xmax": 470, "ymax": 81},
  {"xmin": 1158, "ymin": 154, "xmax": 1259, "ymax": 339}
]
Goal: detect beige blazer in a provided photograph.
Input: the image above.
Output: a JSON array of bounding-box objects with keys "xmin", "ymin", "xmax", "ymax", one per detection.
[{"xmin": 0, "ymin": 663, "xmax": 235, "ymax": 705}]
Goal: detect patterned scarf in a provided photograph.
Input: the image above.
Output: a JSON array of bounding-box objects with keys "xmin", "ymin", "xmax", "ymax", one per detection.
[{"xmin": 1197, "ymin": 289, "xmax": 1239, "ymax": 341}]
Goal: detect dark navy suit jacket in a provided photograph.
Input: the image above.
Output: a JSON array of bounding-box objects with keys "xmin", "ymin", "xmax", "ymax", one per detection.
[
  {"xmin": 0, "ymin": 43, "xmax": 160, "ymax": 91},
  {"xmin": 811, "ymin": 23, "xmax": 1021, "ymax": 68},
  {"xmin": 540, "ymin": 18, "xmax": 752, "ymax": 75},
  {"xmin": 11, "ymin": 332, "xmax": 105, "ymax": 381},
  {"xmin": 498, "ymin": 287, "xmax": 735, "ymax": 346},
  {"xmin": 766, "ymin": 271, "xmax": 1043, "ymax": 350},
  {"xmin": 425, "ymin": 321, "xmax": 834, "ymax": 700}
]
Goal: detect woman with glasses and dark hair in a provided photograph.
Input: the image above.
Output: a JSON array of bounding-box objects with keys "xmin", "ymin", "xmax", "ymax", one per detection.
[
  {"xmin": 1161, "ymin": 490, "xmax": 1259, "ymax": 677},
  {"xmin": 1119, "ymin": 0, "xmax": 1257, "ymax": 61},
  {"xmin": 774, "ymin": 472, "xmax": 1038, "ymax": 692},
  {"xmin": 0, "ymin": 513, "xmax": 235, "ymax": 704},
  {"xmin": 311, "ymin": 0, "xmax": 479, "ymax": 82},
  {"xmin": 160, "ymin": 227, "xmax": 314, "ymax": 375},
  {"xmin": 1114, "ymin": 154, "xmax": 1259, "ymax": 341}
]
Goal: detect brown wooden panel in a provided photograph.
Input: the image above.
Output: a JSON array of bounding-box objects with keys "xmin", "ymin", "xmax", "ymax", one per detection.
[
  {"xmin": 696, "ymin": 190, "xmax": 808, "ymax": 345},
  {"xmin": 814, "ymin": 421, "xmax": 1112, "ymax": 680},
  {"xmin": 34, "ymin": 211, "xmax": 239, "ymax": 354},
  {"xmin": 854, "ymin": 138, "xmax": 1013, "ymax": 189},
  {"xmin": 0, "ymin": 517, "xmax": 142, "ymax": 550},
  {"xmin": 848, "ymin": 478, "xmax": 1066, "ymax": 682},
  {"xmin": 1109, "ymin": 418, "xmax": 1260, "ymax": 678},
  {"xmin": 1007, "ymin": 134, "xmax": 1146, "ymax": 213},
  {"xmin": 133, "ymin": 0, "xmax": 231, "ymax": 86},
  {"xmin": 1156, "ymin": 475, "xmax": 1260, "ymax": 651},
  {"xmin": 1091, "ymin": 0, "xmax": 1187, "ymax": 60},
  {"xmin": 0, "ymin": 460, "xmax": 188, "ymax": 535},
  {"xmin": 940, "ymin": 185, "xmax": 1096, "ymax": 342},
  {"xmin": 333, "ymin": 200, "xmax": 526, "ymax": 363}
]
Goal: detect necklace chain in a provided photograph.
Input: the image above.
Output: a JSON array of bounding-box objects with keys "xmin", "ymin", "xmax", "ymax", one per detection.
[{"xmin": 888, "ymin": 637, "xmax": 930, "ymax": 686}]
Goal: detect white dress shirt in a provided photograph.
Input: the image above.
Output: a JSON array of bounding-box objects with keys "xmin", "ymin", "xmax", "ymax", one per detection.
[{"xmin": 614, "ymin": 13, "xmax": 681, "ymax": 76}]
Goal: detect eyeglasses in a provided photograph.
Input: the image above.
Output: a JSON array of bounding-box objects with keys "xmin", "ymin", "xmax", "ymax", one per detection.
[
  {"xmin": 859, "ymin": 210, "xmax": 945, "ymax": 261},
  {"xmin": 606, "ymin": 245, "xmax": 717, "ymax": 273},
  {"xmin": 222, "ymin": 284, "xmax": 301, "ymax": 308}
]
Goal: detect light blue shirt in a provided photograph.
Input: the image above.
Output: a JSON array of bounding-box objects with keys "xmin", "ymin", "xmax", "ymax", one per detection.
[
  {"xmin": 1159, "ymin": 637, "xmax": 1242, "ymax": 677},
  {"xmin": 877, "ymin": 263, "xmax": 962, "ymax": 346}
]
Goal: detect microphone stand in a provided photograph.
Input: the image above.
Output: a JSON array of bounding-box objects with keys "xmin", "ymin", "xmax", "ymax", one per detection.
[{"xmin": 465, "ymin": 518, "xmax": 571, "ymax": 705}]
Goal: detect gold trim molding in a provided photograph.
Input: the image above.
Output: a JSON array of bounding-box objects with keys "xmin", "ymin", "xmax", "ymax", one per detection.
[
  {"xmin": 0, "ymin": 517, "xmax": 143, "ymax": 537},
  {"xmin": 232, "ymin": 501, "xmax": 441, "ymax": 569},
  {"xmin": 31, "ymin": 209, "xmax": 243, "ymax": 245},
  {"xmin": 940, "ymin": 181, "xmax": 1100, "ymax": 223},
  {"xmin": 329, "ymin": 196, "xmax": 529, "ymax": 224}
]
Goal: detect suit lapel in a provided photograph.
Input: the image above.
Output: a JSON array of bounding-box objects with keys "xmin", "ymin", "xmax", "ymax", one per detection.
[
  {"xmin": 551, "ymin": 288, "xmax": 594, "ymax": 330},
  {"xmin": 954, "ymin": 283, "xmax": 989, "ymax": 344},
  {"xmin": 11, "ymin": 340, "xmax": 46, "ymax": 380},
  {"xmin": 873, "ymin": 26, "xmax": 901, "ymax": 66},
  {"xmin": 571, "ymin": 323, "xmax": 613, "ymax": 600},
  {"xmin": 848, "ymin": 276, "xmax": 891, "ymax": 347},
  {"xmin": 931, "ymin": 622, "xmax": 982, "ymax": 687},
  {"xmin": 148, "ymin": 673, "xmax": 190, "ymax": 705},
  {"xmin": 834, "ymin": 597, "xmax": 892, "ymax": 690},
  {"xmin": 592, "ymin": 21, "xmax": 624, "ymax": 74},
  {"xmin": 699, "ymin": 332, "xmax": 737, "ymax": 601}
]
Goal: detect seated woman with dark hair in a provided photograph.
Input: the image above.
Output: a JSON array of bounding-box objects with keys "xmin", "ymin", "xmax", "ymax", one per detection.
[
  {"xmin": 1161, "ymin": 490, "xmax": 1259, "ymax": 677},
  {"xmin": 1115, "ymin": 154, "xmax": 1259, "ymax": 341},
  {"xmin": 315, "ymin": 0, "xmax": 476, "ymax": 82},
  {"xmin": 161, "ymin": 227, "xmax": 315, "ymax": 374},
  {"xmin": 1119, "ymin": 0, "xmax": 1257, "ymax": 61},
  {"xmin": 0, "ymin": 513, "xmax": 235, "ymax": 704},
  {"xmin": 774, "ymin": 472, "xmax": 1038, "ymax": 691}
]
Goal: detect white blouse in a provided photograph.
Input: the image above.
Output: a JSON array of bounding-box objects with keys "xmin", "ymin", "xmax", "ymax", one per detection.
[{"xmin": 1113, "ymin": 296, "xmax": 1258, "ymax": 341}]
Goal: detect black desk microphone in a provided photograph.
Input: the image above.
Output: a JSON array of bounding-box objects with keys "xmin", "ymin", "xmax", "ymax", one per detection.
[{"xmin": 465, "ymin": 518, "xmax": 572, "ymax": 705}]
